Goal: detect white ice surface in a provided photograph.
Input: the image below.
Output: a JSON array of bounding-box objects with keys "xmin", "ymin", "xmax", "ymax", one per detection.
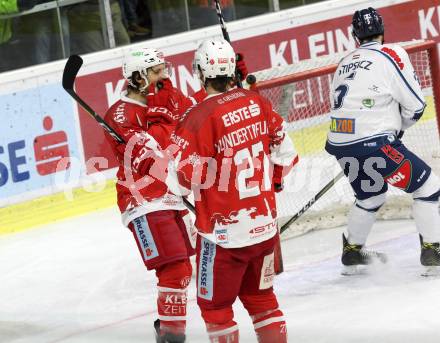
[{"xmin": 1, "ymin": 207, "xmax": 439, "ymax": 343}]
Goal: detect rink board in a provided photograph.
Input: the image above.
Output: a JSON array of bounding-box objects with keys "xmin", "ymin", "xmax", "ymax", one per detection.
[
  {"xmin": 1, "ymin": 97, "xmax": 437, "ymax": 234},
  {"xmin": 0, "ymin": 0, "xmax": 440, "ymax": 233}
]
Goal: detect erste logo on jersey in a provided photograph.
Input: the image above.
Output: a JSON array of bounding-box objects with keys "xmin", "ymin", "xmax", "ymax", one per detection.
[
  {"xmin": 381, "ymin": 47, "xmax": 404, "ymax": 70},
  {"xmin": 221, "ymin": 101, "xmax": 261, "ymax": 127}
]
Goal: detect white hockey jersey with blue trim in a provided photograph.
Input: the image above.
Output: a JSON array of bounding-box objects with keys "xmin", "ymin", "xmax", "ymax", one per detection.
[{"xmin": 326, "ymin": 41, "xmax": 426, "ymax": 155}]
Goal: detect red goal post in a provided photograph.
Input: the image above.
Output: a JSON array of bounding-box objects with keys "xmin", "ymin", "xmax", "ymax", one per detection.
[{"xmin": 246, "ymin": 40, "xmax": 440, "ymax": 239}]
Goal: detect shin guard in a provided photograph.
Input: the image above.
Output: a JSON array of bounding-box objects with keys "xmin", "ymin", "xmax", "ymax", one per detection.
[
  {"xmin": 157, "ymin": 287, "xmax": 187, "ymax": 337},
  {"xmin": 202, "ymin": 307, "xmax": 239, "ymax": 343},
  {"xmin": 206, "ymin": 322, "xmax": 239, "ymax": 343},
  {"xmin": 156, "ymin": 260, "xmax": 192, "ymax": 338},
  {"xmin": 252, "ymin": 309, "xmax": 287, "ymax": 343}
]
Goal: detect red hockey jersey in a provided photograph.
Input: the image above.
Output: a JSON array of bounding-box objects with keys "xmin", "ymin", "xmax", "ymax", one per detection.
[
  {"xmin": 104, "ymin": 91, "xmax": 186, "ymax": 226},
  {"xmin": 171, "ymin": 88, "xmax": 298, "ymax": 248}
]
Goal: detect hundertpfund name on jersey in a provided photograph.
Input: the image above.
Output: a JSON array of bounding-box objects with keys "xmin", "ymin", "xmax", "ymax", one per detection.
[
  {"xmin": 216, "ymin": 101, "xmax": 267, "ymax": 153},
  {"xmin": 215, "ymin": 121, "xmax": 268, "ymax": 153}
]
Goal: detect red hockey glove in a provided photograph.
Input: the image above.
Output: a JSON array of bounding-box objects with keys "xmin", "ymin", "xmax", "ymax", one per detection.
[
  {"xmin": 146, "ymin": 78, "xmax": 180, "ymax": 113},
  {"xmin": 272, "ymin": 164, "xmax": 284, "ymax": 193},
  {"xmin": 235, "ymin": 53, "xmax": 248, "ymax": 81}
]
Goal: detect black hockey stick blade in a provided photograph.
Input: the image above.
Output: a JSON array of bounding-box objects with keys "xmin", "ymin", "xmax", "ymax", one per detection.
[
  {"xmin": 63, "ymin": 55, "xmax": 83, "ymax": 91},
  {"xmin": 62, "ymin": 55, "xmax": 125, "ymax": 145},
  {"xmin": 280, "ymin": 171, "xmax": 344, "ymax": 234}
]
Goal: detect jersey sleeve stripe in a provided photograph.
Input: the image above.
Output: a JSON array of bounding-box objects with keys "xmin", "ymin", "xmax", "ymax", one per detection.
[
  {"xmin": 188, "ymin": 96, "xmax": 197, "ymax": 105},
  {"xmin": 412, "ymin": 105, "xmax": 426, "ymax": 121},
  {"xmin": 362, "ymin": 48, "xmax": 426, "ymax": 110}
]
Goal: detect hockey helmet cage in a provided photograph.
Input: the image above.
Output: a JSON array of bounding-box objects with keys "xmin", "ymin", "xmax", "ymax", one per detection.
[
  {"xmin": 193, "ymin": 39, "xmax": 236, "ymax": 79},
  {"xmin": 122, "ymin": 48, "xmax": 166, "ymax": 89},
  {"xmin": 352, "ymin": 7, "xmax": 384, "ymax": 41}
]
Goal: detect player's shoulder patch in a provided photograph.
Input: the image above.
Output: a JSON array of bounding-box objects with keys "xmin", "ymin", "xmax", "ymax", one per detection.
[{"xmin": 380, "ymin": 44, "xmax": 406, "ymax": 70}]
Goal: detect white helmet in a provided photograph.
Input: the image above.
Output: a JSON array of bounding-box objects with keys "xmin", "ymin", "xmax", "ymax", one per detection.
[
  {"xmin": 193, "ymin": 39, "xmax": 236, "ymax": 79},
  {"xmin": 122, "ymin": 48, "xmax": 166, "ymax": 90}
]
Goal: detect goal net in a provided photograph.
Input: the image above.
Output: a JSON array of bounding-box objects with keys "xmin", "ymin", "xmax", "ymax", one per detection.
[{"xmin": 247, "ymin": 40, "xmax": 440, "ymax": 239}]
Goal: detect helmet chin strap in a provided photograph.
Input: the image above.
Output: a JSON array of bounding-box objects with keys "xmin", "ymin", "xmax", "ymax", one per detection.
[{"xmin": 138, "ymin": 71, "xmax": 150, "ymax": 94}]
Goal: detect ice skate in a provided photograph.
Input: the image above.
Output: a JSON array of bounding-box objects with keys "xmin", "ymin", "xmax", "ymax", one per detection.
[
  {"xmin": 154, "ymin": 319, "xmax": 186, "ymax": 343},
  {"xmin": 420, "ymin": 235, "xmax": 440, "ymax": 277},
  {"xmin": 341, "ymin": 234, "xmax": 387, "ymax": 275}
]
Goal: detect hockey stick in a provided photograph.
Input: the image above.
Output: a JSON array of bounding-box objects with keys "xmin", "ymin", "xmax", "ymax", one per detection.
[
  {"xmin": 62, "ymin": 55, "xmax": 196, "ymax": 214},
  {"xmin": 63, "ymin": 55, "xmax": 124, "ymax": 145},
  {"xmin": 280, "ymin": 171, "xmax": 344, "ymax": 234},
  {"xmin": 213, "ymin": 0, "xmax": 243, "ymax": 88}
]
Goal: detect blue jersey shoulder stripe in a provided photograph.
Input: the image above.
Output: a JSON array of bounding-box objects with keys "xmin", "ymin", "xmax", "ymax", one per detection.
[
  {"xmin": 361, "ymin": 47, "xmax": 426, "ymax": 109},
  {"xmin": 412, "ymin": 106, "xmax": 426, "ymax": 121}
]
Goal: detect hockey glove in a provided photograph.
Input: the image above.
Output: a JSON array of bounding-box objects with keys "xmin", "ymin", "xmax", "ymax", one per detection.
[
  {"xmin": 273, "ymin": 164, "xmax": 284, "ymax": 193},
  {"xmin": 146, "ymin": 78, "xmax": 180, "ymax": 113},
  {"xmin": 235, "ymin": 53, "xmax": 248, "ymax": 81},
  {"xmin": 274, "ymin": 183, "xmax": 284, "ymax": 193}
]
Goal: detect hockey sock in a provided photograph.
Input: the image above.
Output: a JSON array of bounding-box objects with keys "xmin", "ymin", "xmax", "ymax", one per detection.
[
  {"xmin": 413, "ymin": 200, "xmax": 440, "ymax": 243},
  {"xmin": 155, "ymin": 260, "xmax": 192, "ymax": 337},
  {"xmin": 206, "ymin": 322, "xmax": 239, "ymax": 342},
  {"xmin": 157, "ymin": 287, "xmax": 187, "ymax": 336},
  {"xmin": 346, "ymin": 204, "xmax": 376, "ymax": 245},
  {"xmin": 252, "ymin": 309, "xmax": 287, "ymax": 343},
  {"xmin": 202, "ymin": 307, "xmax": 239, "ymax": 343}
]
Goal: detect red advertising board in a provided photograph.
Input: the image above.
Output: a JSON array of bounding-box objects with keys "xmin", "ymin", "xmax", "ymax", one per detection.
[{"xmin": 75, "ymin": 0, "xmax": 440, "ymax": 174}]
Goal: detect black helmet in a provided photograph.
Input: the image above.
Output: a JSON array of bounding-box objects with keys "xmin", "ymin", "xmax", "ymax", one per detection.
[{"xmin": 352, "ymin": 7, "xmax": 384, "ymax": 40}]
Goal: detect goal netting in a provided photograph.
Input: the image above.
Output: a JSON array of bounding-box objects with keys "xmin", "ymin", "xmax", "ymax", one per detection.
[{"xmin": 247, "ymin": 40, "xmax": 440, "ymax": 240}]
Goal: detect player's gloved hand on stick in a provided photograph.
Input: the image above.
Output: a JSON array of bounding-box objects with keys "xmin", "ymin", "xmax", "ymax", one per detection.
[
  {"xmin": 274, "ymin": 183, "xmax": 284, "ymax": 193},
  {"xmin": 272, "ymin": 164, "xmax": 285, "ymax": 193},
  {"xmin": 235, "ymin": 53, "xmax": 248, "ymax": 81}
]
